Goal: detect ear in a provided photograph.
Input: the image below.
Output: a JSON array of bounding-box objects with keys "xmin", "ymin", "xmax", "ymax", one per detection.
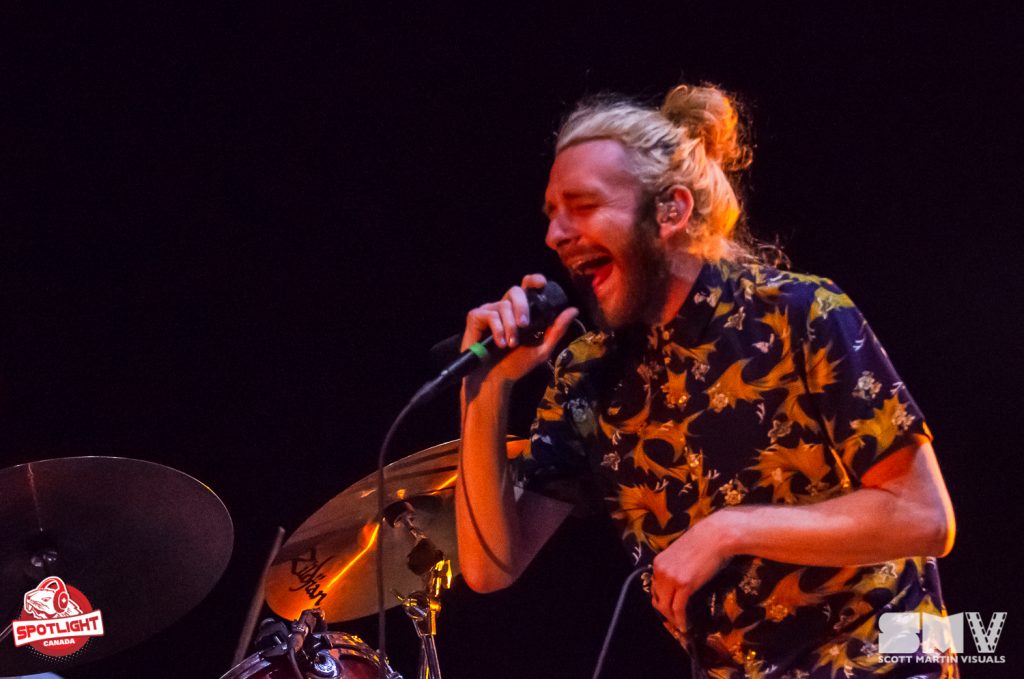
[{"xmin": 655, "ymin": 185, "xmax": 694, "ymax": 240}]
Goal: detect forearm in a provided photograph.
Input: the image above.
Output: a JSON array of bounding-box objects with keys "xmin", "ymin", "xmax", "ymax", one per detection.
[
  {"xmin": 452, "ymin": 277, "xmax": 579, "ymax": 592},
  {"xmin": 716, "ymin": 485, "xmax": 951, "ymax": 567},
  {"xmin": 455, "ymin": 378, "xmax": 523, "ymax": 592}
]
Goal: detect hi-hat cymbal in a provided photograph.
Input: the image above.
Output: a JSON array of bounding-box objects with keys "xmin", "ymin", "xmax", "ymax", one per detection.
[
  {"xmin": 265, "ymin": 438, "xmax": 527, "ymax": 623},
  {"xmin": 0, "ymin": 457, "xmax": 233, "ymax": 675}
]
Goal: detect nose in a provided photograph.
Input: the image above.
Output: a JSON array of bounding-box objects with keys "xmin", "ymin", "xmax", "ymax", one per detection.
[{"xmin": 545, "ymin": 210, "xmax": 576, "ymax": 251}]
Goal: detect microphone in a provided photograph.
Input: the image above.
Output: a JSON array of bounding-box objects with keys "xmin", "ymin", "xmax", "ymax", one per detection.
[{"xmin": 412, "ymin": 281, "xmax": 569, "ymax": 405}]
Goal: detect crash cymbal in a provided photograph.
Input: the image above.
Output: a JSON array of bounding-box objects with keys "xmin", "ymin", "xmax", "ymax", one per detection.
[
  {"xmin": 0, "ymin": 457, "xmax": 233, "ymax": 675},
  {"xmin": 265, "ymin": 438, "xmax": 526, "ymax": 623}
]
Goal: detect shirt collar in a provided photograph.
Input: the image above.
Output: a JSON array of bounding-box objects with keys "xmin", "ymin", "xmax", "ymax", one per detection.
[{"xmin": 650, "ymin": 259, "xmax": 729, "ymax": 349}]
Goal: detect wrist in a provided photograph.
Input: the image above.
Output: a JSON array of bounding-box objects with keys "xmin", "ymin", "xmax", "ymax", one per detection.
[
  {"xmin": 462, "ymin": 374, "xmax": 513, "ymax": 405},
  {"xmin": 708, "ymin": 507, "xmax": 747, "ymax": 559}
]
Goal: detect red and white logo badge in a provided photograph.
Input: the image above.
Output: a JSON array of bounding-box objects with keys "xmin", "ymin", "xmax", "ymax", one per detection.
[{"xmin": 11, "ymin": 577, "xmax": 104, "ymax": 657}]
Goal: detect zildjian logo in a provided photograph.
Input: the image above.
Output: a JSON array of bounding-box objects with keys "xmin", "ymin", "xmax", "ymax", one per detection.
[{"xmin": 288, "ymin": 548, "xmax": 334, "ymax": 606}]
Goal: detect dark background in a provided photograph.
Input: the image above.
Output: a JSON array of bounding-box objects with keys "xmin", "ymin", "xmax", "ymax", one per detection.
[{"xmin": 2, "ymin": 2, "xmax": 1023, "ymax": 677}]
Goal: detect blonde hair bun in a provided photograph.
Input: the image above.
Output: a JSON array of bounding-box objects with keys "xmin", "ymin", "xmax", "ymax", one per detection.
[
  {"xmin": 555, "ymin": 83, "xmax": 768, "ymax": 263},
  {"xmin": 661, "ymin": 84, "xmax": 751, "ymax": 172}
]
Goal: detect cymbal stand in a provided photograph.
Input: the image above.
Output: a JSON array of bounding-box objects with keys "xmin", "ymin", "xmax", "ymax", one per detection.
[
  {"xmin": 0, "ymin": 547, "xmax": 61, "ymax": 643},
  {"xmin": 0, "ymin": 616, "xmax": 12, "ymax": 644},
  {"xmin": 395, "ymin": 557, "xmax": 451, "ymax": 679},
  {"xmin": 386, "ymin": 501, "xmax": 451, "ymax": 679}
]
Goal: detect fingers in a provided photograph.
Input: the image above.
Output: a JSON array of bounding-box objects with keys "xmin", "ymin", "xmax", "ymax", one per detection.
[
  {"xmin": 650, "ymin": 582, "xmax": 668, "ymax": 621},
  {"xmin": 504, "ymin": 286, "xmax": 531, "ymax": 330},
  {"xmin": 669, "ymin": 589, "xmax": 688, "ymax": 636},
  {"xmin": 493, "ymin": 300, "xmax": 519, "ymax": 348},
  {"xmin": 651, "ymin": 581, "xmax": 674, "ymax": 623},
  {"xmin": 661, "ymin": 620, "xmax": 687, "ymax": 646},
  {"xmin": 464, "ymin": 307, "xmax": 505, "ymax": 349},
  {"xmin": 521, "ymin": 273, "xmax": 547, "ymax": 290},
  {"xmin": 653, "ymin": 590, "xmax": 687, "ymax": 637},
  {"xmin": 464, "ymin": 274, "xmax": 565, "ymax": 353},
  {"xmin": 650, "ymin": 571, "xmax": 689, "ymax": 639}
]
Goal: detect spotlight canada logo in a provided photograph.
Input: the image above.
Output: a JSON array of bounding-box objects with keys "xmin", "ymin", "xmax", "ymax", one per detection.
[
  {"xmin": 10, "ymin": 576, "xmax": 104, "ymax": 657},
  {"xmin": 879, "ymin": 611, "xmax": 1006, "ymax": 665}
]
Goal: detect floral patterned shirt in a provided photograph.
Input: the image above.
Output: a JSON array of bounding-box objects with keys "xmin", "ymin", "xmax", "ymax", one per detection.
[{"xmin": 513, "ymin": 259, "xmax": 955, "ymax": 678}]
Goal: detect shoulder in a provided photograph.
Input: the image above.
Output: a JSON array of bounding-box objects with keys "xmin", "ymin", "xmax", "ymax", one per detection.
[{"xmin": 719, "ymin": 260, "xmax": 857, "ymax": 327}]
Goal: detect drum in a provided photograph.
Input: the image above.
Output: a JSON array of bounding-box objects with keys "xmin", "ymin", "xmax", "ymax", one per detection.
[{"xmin": 220, "ymin": 631, "xmax": 400, "ymax": 679}]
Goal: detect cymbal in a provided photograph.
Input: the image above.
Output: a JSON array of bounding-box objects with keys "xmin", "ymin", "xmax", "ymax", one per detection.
[
  {"xmin": 265, "ymin": 438, "xmax": 527, "ymax": 623},
  {"xmin": 0, "ymin": 457, "xmax": 233, "ymax": 675}
]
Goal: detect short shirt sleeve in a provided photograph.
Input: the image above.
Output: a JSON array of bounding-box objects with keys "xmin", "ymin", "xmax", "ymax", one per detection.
[
  {"xmin": 510, "ymin": 340, "xmax": 600, "ymax": 506},
  {"xmin": 801, "ymin": 281, "xmax": 932, "ymax": 484}
]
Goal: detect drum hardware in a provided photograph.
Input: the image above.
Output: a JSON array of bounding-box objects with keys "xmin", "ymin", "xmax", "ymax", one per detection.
[
  {"xmin": 393, "ymin": 556, "xmax": 451, "ymax": 679},
  {"xmin": 220, "ymin": 609, "xmax": 402, "ymax": 679},
  {"xmin": 248, "ymin": 611, "xmax": 312, "ymax": 679},
  {"xmin": 232, "ymin": 526, "xmax": 288, "ymax": 667},
  {"xmin": 265, "ymin": 438, "xmax": 525, "ymax": 624},
  {"xmin": 0, "ymin": 456, "xmax": 233, "ymax": 675},
  {"xmin": 257, "ymin": 439, "xmax": 524, "ymax": 679},
  {"xmin": 0, "ymin": 546, "xmax": 62, "ymax": 646},
  {"xmin": 386, "ymin": 501, "xmax": 452, "ymax": 679}
]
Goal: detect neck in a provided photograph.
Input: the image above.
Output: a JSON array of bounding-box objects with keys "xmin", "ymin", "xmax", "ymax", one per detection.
[{"xmin": 657, "ymin": 254, "xmax": 704, "ymax": 325}]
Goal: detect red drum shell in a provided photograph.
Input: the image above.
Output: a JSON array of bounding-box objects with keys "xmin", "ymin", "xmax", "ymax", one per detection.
[{"xmin": 220, "ymin": 631, "xmax": 391, "ymax": 679}]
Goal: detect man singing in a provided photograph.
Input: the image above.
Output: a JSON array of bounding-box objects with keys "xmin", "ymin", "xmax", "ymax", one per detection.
[{"xmin": 454, "ymin": 84, "xmax": 957, "ymax": 678}]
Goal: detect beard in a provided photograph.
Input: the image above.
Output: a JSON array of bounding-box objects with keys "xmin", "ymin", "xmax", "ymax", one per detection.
[{"xmin": 569, "ymin": 214, "xmax": 671, "ymax": 332}]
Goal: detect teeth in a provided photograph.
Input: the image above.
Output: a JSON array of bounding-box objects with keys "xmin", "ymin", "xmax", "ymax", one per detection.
[{"xmin": 566, "ymin": 254, "xmax": 609, "ymax": 275}]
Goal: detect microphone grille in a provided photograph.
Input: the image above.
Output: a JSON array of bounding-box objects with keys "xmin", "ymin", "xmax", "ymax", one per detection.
[{"xmin": 527, "ymin": 281, "xmax": 569, "ymax": 330}]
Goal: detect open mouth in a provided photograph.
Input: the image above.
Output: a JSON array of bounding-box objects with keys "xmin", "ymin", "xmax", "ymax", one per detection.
[{"xmin": 567, "ymin": 253, "xmax": 614, "ymax": 292}]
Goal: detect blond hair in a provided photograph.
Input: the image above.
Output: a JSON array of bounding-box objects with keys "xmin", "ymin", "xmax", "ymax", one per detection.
[{"xmin": 556, "ymin": 84, "xmax": 759, "ymax": 262}]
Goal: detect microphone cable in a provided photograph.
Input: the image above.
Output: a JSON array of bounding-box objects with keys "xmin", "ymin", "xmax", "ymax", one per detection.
[
  {"xmin": 374, "ymin": 393, "xmax": 421, "ymax": 679},
  {"xmin": 590, "ymin": 565, "xmax": 651, "ymax": 679}
]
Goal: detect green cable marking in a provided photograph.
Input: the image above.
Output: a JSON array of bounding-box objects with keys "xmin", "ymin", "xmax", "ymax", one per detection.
[{"xmin": 469, "ymin": 342, "xmax": 489, "ymax": 360}]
